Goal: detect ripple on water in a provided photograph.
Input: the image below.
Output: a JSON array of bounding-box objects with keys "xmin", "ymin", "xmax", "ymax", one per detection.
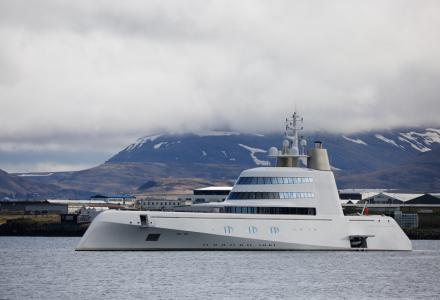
[{"xmin": 0, "ymin": 238, "xmax": 439, "ymax": 299}]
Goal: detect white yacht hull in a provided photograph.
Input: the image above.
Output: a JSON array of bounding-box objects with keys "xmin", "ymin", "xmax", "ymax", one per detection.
[{"xmin": 76, "ymin": 210, "xmax": 412, "ymax": 251}]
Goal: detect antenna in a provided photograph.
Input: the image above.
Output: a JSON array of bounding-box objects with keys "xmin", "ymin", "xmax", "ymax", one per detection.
[
  {"xmin": 268, "ymin": 111, "xmax": 308, "ymax": 167},
  {"xmin": 283, "ymin": 111, "xmax": 304, "ymax": 155}
]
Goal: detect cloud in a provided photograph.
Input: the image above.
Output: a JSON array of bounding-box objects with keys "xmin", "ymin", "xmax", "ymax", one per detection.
[
  {"xmin": 0, "ymin": 0, "xmax": 439, "ymax": 171},
  {"xmin": 1, "ymin": 161, "xmax": 96, "ymax": 174}
]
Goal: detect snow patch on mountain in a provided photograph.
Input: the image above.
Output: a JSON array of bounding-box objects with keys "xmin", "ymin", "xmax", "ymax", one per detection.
[
  {"xmin": 330, "ymin": 165, "xmax": 341, "ymax": 171},
  {"xmin": 398, "ymin": 136, "xmax": 430, "ymax": 152},
  {"xmin": 221, "ymin": 150, "xmax": 228, "ymax": 158},
  {"xmin": 153, "ymin": 142, "xmax": 168, "ymax": 149},
  {"xmin": 202, "ymin": 150, "xmax": 207, "ymax": 156},
  {"xmin": 238, "ymin": 144, "xmax": 270, "ymax": 166},
  {"xmin": 427, "ymin": 128, "xmax": 440, "ymax": 134},
  {"xmin": 18, "ymin": 173, "xmax": 54, "ymax": 177},
  {"xmin": 126, "ymin": 134, "xmax": 162, "ymax": 151},
  {"xmin": 402, "ymin": 129, "xmax": 440, "ymax": 146},
  {"xmin": 342, "ymin": 136, "xmax": 367, "ymax": 145},
  {"xmin": 374, "ymin": 134, "xmax": 404, "ymax": 149},
  {"xmin": 195, "ymin": 131, "xmax": 240, "ymax": 137}
]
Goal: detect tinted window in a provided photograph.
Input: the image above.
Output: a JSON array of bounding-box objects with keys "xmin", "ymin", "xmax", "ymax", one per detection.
[
  {"xmin": 228, "ymin": 192, "xmax": 314, "ymax": 200},
  {"xmin": 236, "ymin": 177, "xmax": 313, "ymax": 185},
  {"xmin": 225, "ymin": 206, "xmax": 316, "ymax": 215}
]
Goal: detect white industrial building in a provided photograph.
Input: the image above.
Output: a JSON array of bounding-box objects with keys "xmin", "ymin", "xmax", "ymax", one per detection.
[
  {"xmin": 338, "ymin": 189, "xmax": 385, "ymax": 201},
  {"xmin": 359, "ymin": 192, "xmax": 424, "ymax": 204}
]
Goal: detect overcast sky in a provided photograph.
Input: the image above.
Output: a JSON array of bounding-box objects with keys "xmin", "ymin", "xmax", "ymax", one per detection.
[{"xmin": 1, "ymin": 0, "xmax": 439, "ymax": 172}]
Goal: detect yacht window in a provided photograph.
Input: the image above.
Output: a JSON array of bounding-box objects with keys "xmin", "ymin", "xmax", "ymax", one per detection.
[
  {"xmin": 236, "ymin": 177, "xmax": 313, "ymax": 185},
  {"xmin": 225, "ymin": 206, "xmax": 316, "ymax": 215},
  {"xmin": 228, "ymin": 192, "xmax": 314, "ymax": 200}
]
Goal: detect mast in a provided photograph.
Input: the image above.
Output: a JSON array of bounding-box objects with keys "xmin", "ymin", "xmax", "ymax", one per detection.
[{"xmin": 268, "ymin": 112, "xmax": 307, "ymax": 167}]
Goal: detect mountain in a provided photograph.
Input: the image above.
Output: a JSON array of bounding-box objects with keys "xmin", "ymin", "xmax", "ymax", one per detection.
[
  {"xmin": 337, "ymin": 145, "xmax": 440, "ymax": 191},
  {"xmin": 0, "ymin": 169, "xmax": 92, "ymax": 200},
  {"xmin": 108, "ymin": 128, "xmax": 440, "ymax": 173},
  {"xmin": 14, "ymin": 127, "xmax": 440, "ymax": 197}
]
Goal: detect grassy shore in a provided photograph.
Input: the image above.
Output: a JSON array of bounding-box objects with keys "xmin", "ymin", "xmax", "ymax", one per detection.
[{"xmin": 0, "ymin": 212, "xmax": 60, "ymax": 224}]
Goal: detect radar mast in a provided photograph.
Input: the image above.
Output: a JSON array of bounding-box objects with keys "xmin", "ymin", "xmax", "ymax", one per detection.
[{"xmin": 268, "ymin": 112, "xmax": 308, "ymax": 167}]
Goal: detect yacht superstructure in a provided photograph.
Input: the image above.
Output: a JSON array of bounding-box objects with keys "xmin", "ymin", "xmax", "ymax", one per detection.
[{"xmin": 76, "ymin": 113, "xmax": 412, "ymax": 251}]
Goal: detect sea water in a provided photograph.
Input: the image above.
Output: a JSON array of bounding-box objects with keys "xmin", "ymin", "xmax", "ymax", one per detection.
[{"xmin": 0, "ymin": 237, "xmax": 439, "ymax": 299}]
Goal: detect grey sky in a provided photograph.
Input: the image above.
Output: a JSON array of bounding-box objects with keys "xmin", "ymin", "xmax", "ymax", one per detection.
[{"xmin": 1, "ymin": 0, "xmax": 439, "ymax": 172}]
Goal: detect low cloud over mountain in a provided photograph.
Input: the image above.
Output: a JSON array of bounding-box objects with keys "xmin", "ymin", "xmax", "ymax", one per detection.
[{"xmin": 1, "ymin": 1, "xmax": 440, "ymax": 172}]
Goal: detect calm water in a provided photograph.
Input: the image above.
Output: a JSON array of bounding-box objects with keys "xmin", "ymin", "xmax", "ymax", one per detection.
[{"xmin": 0, "ymin": 238, "xmax": 439, "ymax": 300}]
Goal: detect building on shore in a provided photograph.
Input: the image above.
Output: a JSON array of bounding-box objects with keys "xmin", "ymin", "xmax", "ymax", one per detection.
[
  {"xmin": 338, "ymin": 189, "xmax": 385, "ymax": 201},
  {"xmin": 341, "ymin": 192, "xmax": 440, "ymax": 229},
  {"xmin": 136, "ymin": 198, "xmax": 192, "ymax": 211},
  {"xmin": 359, "ymin": 192, "xmax": 424, "ymax": 204},
  {"xmin": 177, "ymin": 186, "xmax": 232, "ymax": 204},
  {"xmin": 90, "ymin": 194, "xmax": 136, "ymax": 206},
  {"xmin": 47, "ymin": 199, "xmax": 125, "ymax": 213}
]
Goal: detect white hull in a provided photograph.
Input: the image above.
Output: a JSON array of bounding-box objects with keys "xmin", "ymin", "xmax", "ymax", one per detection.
[{"xmin": 76, "ymin": 210, "xmax": 412, "ymax": 251}]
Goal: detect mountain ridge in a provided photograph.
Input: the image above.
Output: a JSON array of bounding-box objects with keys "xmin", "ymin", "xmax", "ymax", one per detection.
[{"xmin": 5, "ymin": 127, "xmax": 440, "ymax": 199}]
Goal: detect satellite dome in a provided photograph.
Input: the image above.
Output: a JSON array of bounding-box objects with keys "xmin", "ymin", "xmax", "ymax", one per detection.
[{"xmin": 268, "ymin": 147, "xmax": 278, "ymax": 157}]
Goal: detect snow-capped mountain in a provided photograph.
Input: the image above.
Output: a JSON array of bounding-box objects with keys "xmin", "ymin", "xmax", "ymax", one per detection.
[
  {"xmin": 14, "ymin": 127, "xmax": 440, "ymax": 198},
  {"xmin": 108, "ymin": 128, "xmax": 440, "ymax": 173},
  {"xmin": 108, "ymin": 131, "xmax": 278, "ymax": 167}
]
